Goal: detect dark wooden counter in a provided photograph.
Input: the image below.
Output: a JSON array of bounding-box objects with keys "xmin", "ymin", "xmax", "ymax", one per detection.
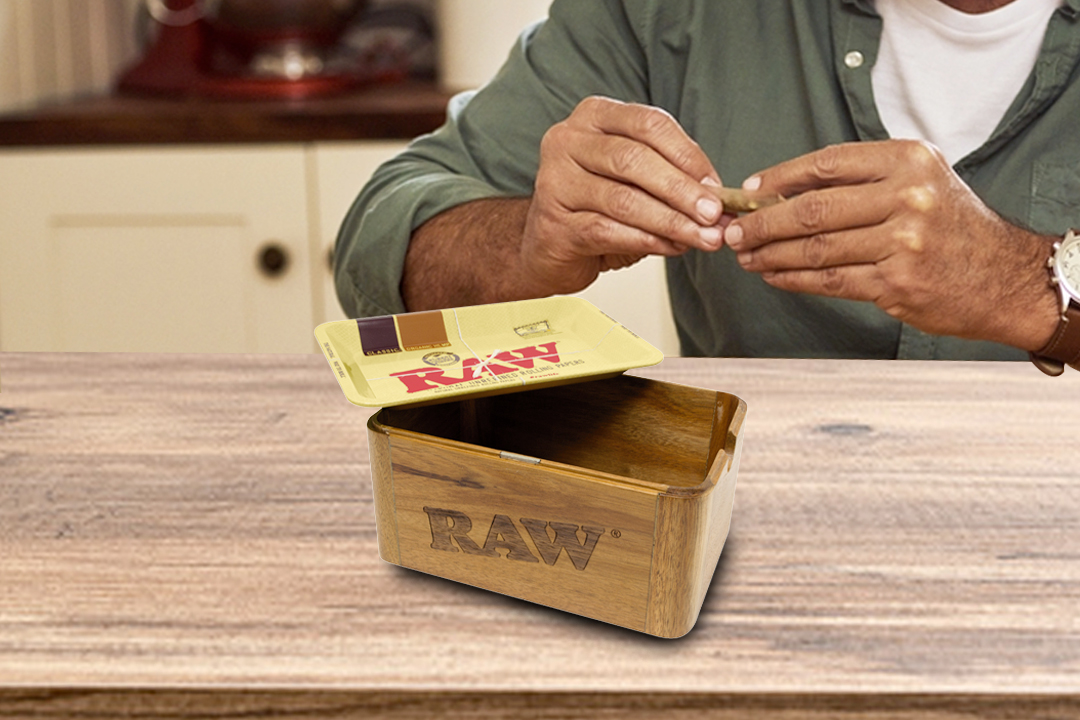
[
  {"xmin": 0, "ymin": 81, "xmax": 452, "ymax": 147},
  {"xmin": 3, "ymin": 353, "xmax": 1080, "ymax": 717}
]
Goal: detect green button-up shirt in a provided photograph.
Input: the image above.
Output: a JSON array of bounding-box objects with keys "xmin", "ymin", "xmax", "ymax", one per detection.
[{"xmin": 335, "ymin": 0, "xmax": 1080, "ymax": 359}]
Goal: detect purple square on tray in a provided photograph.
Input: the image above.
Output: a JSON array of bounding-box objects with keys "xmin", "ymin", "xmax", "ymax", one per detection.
[{"xmin": 357, "ymin": 316, "xmax": 402, "ymax": 356}]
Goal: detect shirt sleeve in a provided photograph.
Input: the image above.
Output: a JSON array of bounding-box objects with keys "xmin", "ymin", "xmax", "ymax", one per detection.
[{"xmin": 333, "ymin": 0, "xmax": 653, "ymax": 318}]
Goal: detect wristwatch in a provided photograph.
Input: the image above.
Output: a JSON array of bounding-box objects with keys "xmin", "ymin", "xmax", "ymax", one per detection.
[{"xmin": 1030, "ymin": 229, "xmax": 1080, "ymax": 376}]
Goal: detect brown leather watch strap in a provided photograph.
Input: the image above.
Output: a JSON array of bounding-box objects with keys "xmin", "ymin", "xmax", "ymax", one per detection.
[{"xmin": 1031, "ymin": 303, "xmax": 1080, "ymax": 376}]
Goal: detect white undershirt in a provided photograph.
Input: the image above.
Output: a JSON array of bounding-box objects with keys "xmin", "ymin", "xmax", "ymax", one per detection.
[{"xmin": 871, "ymin": 0, "xmax": 1060, "ymax": 166}]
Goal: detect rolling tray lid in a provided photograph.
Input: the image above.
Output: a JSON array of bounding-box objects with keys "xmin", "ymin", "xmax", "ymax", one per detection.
[{"xmin": 315, "ymin": 297, "xmax": 664, "ymax": 408}]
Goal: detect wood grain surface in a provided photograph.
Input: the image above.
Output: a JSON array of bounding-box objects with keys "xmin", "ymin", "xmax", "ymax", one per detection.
[{"xmin": 3, "ymin": 353, "xmax": 1080, "ymax": 718}]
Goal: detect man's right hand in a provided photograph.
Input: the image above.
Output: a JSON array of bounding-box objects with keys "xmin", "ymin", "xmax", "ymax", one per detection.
[{"xmin": 518, "ymin": 96, "xmax": 729, "ymax": 295}]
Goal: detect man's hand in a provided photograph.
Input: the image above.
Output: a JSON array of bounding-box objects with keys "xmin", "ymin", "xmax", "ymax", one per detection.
[
  {"xmin": 724, "ymin": 140, "xmax": 1060, "ymax": 352},
  {"xmin": 518, "ymin": 96, "xmax": 729, "ymax": 296}
]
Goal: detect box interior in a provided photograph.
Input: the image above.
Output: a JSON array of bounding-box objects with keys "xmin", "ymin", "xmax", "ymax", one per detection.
[{"xmin": 379, "ymin": 375, "xmax": 733, "ymax": 490}]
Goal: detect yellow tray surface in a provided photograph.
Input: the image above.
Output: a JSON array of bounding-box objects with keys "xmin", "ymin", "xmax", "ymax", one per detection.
[{"xmin": 316, "ymin": 297, "xmax": 664, "ymax": 408}]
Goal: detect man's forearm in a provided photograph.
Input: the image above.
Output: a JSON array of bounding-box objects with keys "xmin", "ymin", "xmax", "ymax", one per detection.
[{"xmin": 401, "ymin": 197, "xmax": 540, "ymax": 311}]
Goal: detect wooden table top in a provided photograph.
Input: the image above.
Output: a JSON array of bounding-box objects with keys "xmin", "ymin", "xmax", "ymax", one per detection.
[
  {"xmin": 2, "ymin": 352, "xmax": 1080, "ymax": 718},
  {"xmin": 0, "ymin": 81, "xmax": 451, "ymax": 147}
]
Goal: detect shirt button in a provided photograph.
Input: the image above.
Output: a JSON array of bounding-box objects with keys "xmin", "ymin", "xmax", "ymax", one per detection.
[{"xmin": 844, "ymin": 51, "xmax": 864, "ymax": 69}]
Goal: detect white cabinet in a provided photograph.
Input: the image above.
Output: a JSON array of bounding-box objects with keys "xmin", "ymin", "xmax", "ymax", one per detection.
[
  {"xmin": 0, "ymin": 142, "xmax": 414, "ymax": 354},
  {"xmin": 0, "ymin": 146, "xmax": 314, "ymax": 353}
]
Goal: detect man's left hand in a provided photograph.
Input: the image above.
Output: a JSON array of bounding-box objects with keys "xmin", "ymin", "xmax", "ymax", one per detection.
[{"xmin": 724, "ymin": 140, "xmax": 1059, "ymax": 351}]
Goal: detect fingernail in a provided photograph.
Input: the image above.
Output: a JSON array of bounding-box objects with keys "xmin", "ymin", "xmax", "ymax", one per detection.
[
  {"xmin": 736, "ymin": 251, "xmax": 752, "ymax": 267},
  {"xmin": 696, "ymin": 197, "xmax": 721, "ymax": 223},
  {"xmin": 726, "ymin": 223, "xmax": 743, "ymax": 248},
  {"xmin": 698, "ymin": 226, "xmax": 722, "ymax": 247},
  {"xmin": 743, "ymin": 175, "xmax": 762, "ymax": 191},
  {"xmin": 701, "ymin": 176, "xmax": 722, "ymax": 187}
]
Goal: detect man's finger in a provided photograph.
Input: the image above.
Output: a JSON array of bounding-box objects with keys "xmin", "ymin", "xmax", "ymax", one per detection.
[
  {"xmin": 759, "ymin": 263, "xmax": 887, "ymax": 305},
  {"xmin": 736, "ymin": 226, "xmax": 894, "ymax": 273},
  {"xmin": 559, "ymin": 175, "xmax": 723, "ymax": 250},
  {"xmin": 576, "ymin": 96, "xmax": 720, "ymax": 186},
  {"xmin": 746, "ymin": 140, "xmax": 943, "ymax": 199},
  {"xmin": 570, "ymin": 210, "xmax": 693, "ymax": 258},
  {"xmin": 727, "ymin": 182, "xmax": 896, "ymax": 251},
  {"xmin": 573, "ymin": 133, "xmax": 723, "ymax": 226}
]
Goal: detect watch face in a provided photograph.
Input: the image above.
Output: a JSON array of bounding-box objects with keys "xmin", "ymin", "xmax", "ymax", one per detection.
[{"xmin": 1057, "ymin": 234, "xmax": 1080, "ymax": 300}]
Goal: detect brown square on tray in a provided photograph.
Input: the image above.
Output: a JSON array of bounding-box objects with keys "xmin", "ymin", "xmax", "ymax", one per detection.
[{"xmin": 396, "ymin": 310, "xmax": 451, "ymax": 351}]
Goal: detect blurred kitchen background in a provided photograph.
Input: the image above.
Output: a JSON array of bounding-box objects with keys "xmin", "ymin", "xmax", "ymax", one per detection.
[{"xmin": 0, "ymin": 0, "xmax": 678, "ymax": 356}]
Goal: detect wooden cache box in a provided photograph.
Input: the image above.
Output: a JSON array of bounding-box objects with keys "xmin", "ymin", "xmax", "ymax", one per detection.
[{"xmin": 367, "ymin": 373, "xmax": 746, "ymax": 638}]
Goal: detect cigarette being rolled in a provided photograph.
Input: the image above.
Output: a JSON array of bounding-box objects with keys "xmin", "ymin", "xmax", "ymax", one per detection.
[{"xmin": 708, "ymin": 185, "xmax": 784, "ymax": 214}]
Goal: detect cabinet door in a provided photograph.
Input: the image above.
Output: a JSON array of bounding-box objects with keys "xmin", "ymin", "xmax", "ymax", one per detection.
[{"xmin": 0, "ymin": 147, "xmax": 313, "ymax": 353}]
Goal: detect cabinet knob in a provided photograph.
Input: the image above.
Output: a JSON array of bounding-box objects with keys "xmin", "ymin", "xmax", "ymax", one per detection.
[{"xmin": 258, "ymin": 243, "xmax": 290, "ymax": 278}]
